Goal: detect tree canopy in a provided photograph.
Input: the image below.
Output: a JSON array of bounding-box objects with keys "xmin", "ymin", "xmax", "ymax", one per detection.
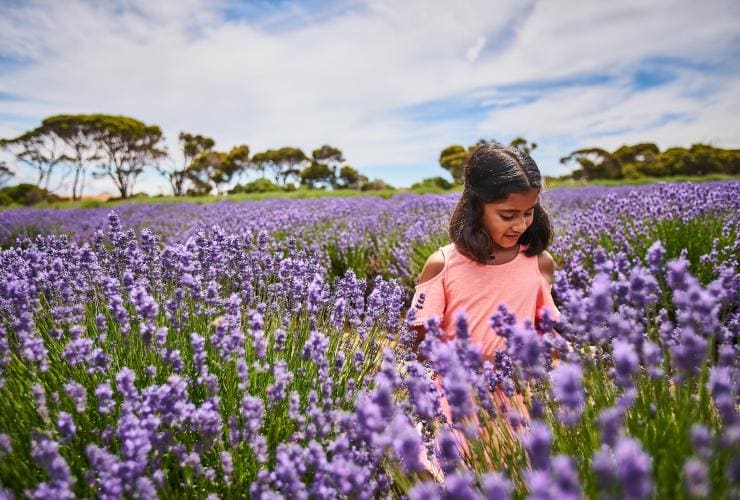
[
  {"xmin": 2, "ymin": 115, "xmax": 371, "ymax": 198},
  {"xmin": 40, "ymin": 115, "xmax": 101, "ymax": 199},
  {"xmin": 0, "ymin": 125, "xmax": 68, "ymax": 192},
  {"xmin": 0, "ymin": 161, "xmax": 13, "ymax": 187},
  {"xmin": 439, "ymin": 138, "xmax": 537, "ymax": 184},
  {"xmin": 560, "ymin": 143, "xmax": 739, "ymax": 180},
  {"xmin": 252, "ymin": 147, "xmax": 308, "ymax": 186}
]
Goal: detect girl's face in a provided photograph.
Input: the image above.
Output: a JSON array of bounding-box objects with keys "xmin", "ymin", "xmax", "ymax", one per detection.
[{"xmin": 482, "ymin": 189, "xmax": 539, "ymax": 251}]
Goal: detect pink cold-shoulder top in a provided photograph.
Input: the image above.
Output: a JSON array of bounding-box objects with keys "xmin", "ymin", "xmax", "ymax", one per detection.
[{"xmin": 410, "ymin": 242, "xmax": 560, "ymax": 360}]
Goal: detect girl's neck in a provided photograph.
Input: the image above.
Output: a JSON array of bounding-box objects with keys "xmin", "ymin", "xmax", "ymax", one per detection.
[{"xmin": 487, "ymin": 243, "xmax": 520, "ymax": 264}]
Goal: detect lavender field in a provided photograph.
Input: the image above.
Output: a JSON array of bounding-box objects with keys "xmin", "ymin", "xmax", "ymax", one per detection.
[{"xmin": 0, "ymin": 181, "xmax": 738, "ymax": 499}]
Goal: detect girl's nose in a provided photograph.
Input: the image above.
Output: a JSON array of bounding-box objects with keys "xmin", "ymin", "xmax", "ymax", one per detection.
[{"xmin": 513, "ymin": 218, "xmax": 527, "ymax": 232}]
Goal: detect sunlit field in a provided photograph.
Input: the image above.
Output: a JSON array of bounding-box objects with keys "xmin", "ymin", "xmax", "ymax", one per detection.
[{"xmin": 0, "ymin": 181, "xmax": 737, "ymax": 498}]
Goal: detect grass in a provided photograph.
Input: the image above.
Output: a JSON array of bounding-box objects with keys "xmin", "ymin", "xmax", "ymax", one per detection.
[
  {"xmin": 545, "ymin": 173, "xmax": 739, "ymax": 189},
  {"xmin": 13, "ymin": 186, "xmax": 452, "ymax": 211},
  {"xmin": 6, "ymin": 174, "xmax": 736, "ymax": 212}
]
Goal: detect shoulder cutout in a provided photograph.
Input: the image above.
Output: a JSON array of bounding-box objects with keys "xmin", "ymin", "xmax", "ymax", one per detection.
[
  {"xmin": 538, "ymin": 251, "xmax": 555, "ymax": 284},
  {"xmin": 418, "ymin": 250, "xmax": 445, "ymax": 284}
]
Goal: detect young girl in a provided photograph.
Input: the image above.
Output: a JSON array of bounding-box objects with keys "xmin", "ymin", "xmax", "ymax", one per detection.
[
  {"xmin": 411, "ymin": 141, "xmax": 559, "ymax": 360},
  {"xmin": 410, "ymin": 141, "xmax": 560, "ymax": 476}
]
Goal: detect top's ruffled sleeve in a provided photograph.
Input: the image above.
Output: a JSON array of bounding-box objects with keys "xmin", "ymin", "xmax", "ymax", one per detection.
[{"xmin": 410, "ymin": 270, "xmax": 446, "ymax": 327}]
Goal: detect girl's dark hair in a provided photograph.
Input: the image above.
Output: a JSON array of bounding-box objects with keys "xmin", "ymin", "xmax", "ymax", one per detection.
[{"xmin": 449, "ymin": 142, "xmax": 552, "ymax": 264}]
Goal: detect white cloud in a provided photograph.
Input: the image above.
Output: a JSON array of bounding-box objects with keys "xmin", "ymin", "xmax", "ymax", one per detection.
[
  {"xmin": 0, "ymin": 0, "xmax": 738, "ymax": 193},
  {"xmin": 466, "ymin": 36, "xmax": 487, "ymax": 63}
]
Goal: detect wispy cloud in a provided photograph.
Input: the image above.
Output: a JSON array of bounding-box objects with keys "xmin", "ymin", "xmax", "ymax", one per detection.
[{"xmin": 0, "ymin": 0, "xmax": 738, "ymax": 193}]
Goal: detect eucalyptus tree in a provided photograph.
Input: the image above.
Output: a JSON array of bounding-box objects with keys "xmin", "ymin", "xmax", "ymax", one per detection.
[
  {"xmin": 560, "ymin": 148, "xmax": 621, "ymax": 180},
  {"xmin": 156, "ymin": 132, "xmax": 216, "ymax": 196},
  {"xmin": 0, "ymin": 161, "xmax": 13, "ymax": 187},
  {"xmin": 439, "ymin": 144, "xmax": 469, "ymax": 184},
  {"xmin": 510, "ymin": 136, "xmax": 538, "ymax": 155},
  {"xmin": 0, "ymin": 126, "xmax": 68, "ymax": 192},
  {"xmin": 336, "ymin": 165, "xmax": 366, "ymax": 189},
  {"xmin": 87, "ymin": 115, "xmax": 167, "ymax": 198},
  {"xmin": 186, "ymin": 145, "xmax": 250, "ymax": 195},
  {"xmin": 184, "ymin": 151, "xmax": 221, "ymax": 196},
  {"xmin": 41, "ymin": 115, "xmax": 100, "ymax": 200},
  {"xmin": 252, "ymin": 147, "xmax": 308, "ymax": 186},
  {"xmin": 440, "ymin": 138, "xmax": 537, "ymax": 184},
  {"xmin": 300, "ymin": 161, "xmax": 335, "ymax": 189}
]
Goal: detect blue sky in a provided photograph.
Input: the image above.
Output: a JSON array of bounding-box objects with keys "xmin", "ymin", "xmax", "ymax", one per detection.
[{"xmin": 0, "ymin": 0, "xmax": 738, "ymax": 195}]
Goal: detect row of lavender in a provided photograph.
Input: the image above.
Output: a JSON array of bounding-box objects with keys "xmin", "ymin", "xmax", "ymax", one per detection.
[
  {"xmin": 0, "ymin": 181, "xmax": 737, "ymax": 498},
  {"xmin": 0, "ymin": 195, "xmax": 455, "ymax": 291}
]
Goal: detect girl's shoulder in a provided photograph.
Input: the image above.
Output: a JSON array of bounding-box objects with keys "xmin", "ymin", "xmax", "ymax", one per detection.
[
  {"xmin": 417, "ymin": 243, "xmax": 456, "ymax": 285},
  {"xmin": 536, "ymin": 250, "xmax": 555, "ymax": 284}
]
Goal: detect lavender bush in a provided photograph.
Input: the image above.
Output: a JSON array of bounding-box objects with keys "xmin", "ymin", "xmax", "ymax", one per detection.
[{"xmin": 0, "ymin": 181, "xmax": 737, "ymax": 498}]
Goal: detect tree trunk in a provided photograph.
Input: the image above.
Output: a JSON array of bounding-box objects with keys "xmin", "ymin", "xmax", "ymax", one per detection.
[
  {"xmin": 79, "ymin": 169, "xmax": 86, "ymax": 199},
  {"xmin": 72, "ymin": 164, "xmax": 81, "ymax": 200}
]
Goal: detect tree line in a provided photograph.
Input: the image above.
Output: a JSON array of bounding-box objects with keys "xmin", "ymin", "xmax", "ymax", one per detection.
[
  {"xmin": 0, "ymin": 114, "xmax": 382, "ymax": 200},
  {"xmin": 4, "ymin": 114, "xmax": 737, "ymax": 203},
  {"xmin": 437, "ymin": 139, "xmax": 739, "ymax": 183},
  {"xmin": 558, "ymin": 143, "xmax": 739, "ymax": 180}
]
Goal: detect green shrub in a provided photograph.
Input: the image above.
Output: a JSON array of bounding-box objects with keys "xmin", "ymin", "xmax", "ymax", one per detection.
[
  {"xmin": 410, "ymin": 176, "xmax": 454, "ymax": 190},
  {"xmin": 361, "ymin": 179, "xmax": 394, "ymax": 191},
  {"xmin": 0, "ymin": 183, "xmax": 50, "ymax": 206},
  {"xmin": 230, "ymin": 178, "xmax": 282, "ymax": 193}
]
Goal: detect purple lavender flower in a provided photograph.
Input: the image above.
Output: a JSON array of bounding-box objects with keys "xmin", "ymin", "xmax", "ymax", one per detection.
[
  {"xmin": 444, "ymin": 471, "xmax": 481, "ymax": 500},
  {"xmin": 241, "ymin": 395, "xmax": 264, "ymax": 441},
  {"xmin": 267, "ymin": 360, "xmax": 293, "ymax": 403},
  {"xmin": 115, "ymin": 367, "xmax": 138, "ymax": 401},
  {"xmin": 707, "ymin": 366, "xmax": 737, "ymax": 425},
  {"xmin": 690, "ymin": 424, "xmax": 713, "ymax": 460},
  {"xmin": 192, "ymin": 398, "xmax": 223, "ymax": 450},
  {"xmin": 31, "ymin": 436, "xmax": 74, "ymax": 498},
  {"xmin": 589, "ymin": 273, "xmax": 613, "ymax": 325},
  {"xmin": 641, "ymin": 341, "xmax": 663, "ymax": 378},
  {"xmin": 33, "ymin": 384, "xmax": 49, "ymax": 419},
  {"xmin": 63, "ymin": 337, "xmax": 93, "ymax": 367},
  {"xmin": 408, "ymin": 480, "xmax": 442, "ymax": 500},
  {"xmin": 436, "ymin": 428, "xmax": 460, "ymax": 475},
  {"xmin": 303, "ymin": 330, "xmax": 330, "ymax": 366},
  {"xmin": 95, "ymin": 382, "xmax": 115, "ymax": 414},
  {"xmin": 507, "ymin": 324, "xmax": 545, "ymax": 380},
  {"xmin": 592, "ymin": 445, "xmax": 616, "ymax": 489},
  {"xmin": 525, "ymin": 469, "xmax": 553, "ymax": 500},
  {"xmin": 220, "ymin": 451, "xmax": 234, "ymax": 484},
  {"xmin": 646, "ymin": 240, "xmax": 665, "ymax": 273},
  {"xmin": 442, "ymin": 365, "xmax": 475, "ymax": 424},
  {"xmin": 525, "ymin": 421, "xmax": 552, "ymax": 470},
  {"xmin": 597, "ymin": 407, "xmax": 624, "ymax": 447},
  {"xmin": 670, "ymin": 327, "xmax": 708, "ymax": 377},
  {"xmin": 406, "ymin": 363, "xmax": 437, "ymax": 422},
  {"xmin": 718, "ymin": 343, "xmax": 736, "ymax": 368},
  {"xmin": 391, "ymin": 418, "xmax": 424, "ymax": 473},
  {"xmin": 57, "ymin": 412, "xmax": 76, "ymax": 441},
  {"xmin": 481, "ymin": 471, "xmax": 512, "ymax": 500},
  {"xmin": 614, "ymin": 437, "xmax": 652, "ymax": 500},
  {"xmin": 551, "ymin": 454, "xmax": 582, "ymax": 499},
  {"xmin": 627, "ymin": 266, "xmax": 659, "ymax": 308},
  {"xmin": 64, "ymin": 381, "xmax": 87, "ymax": 413},
  {"xmin": 131, "ymin": 285, "xmax": 158, "ymax": 321},
  {"xmin": 0, "ymin": 433, "xmax": 11, "ymax": 457},
  {"xmin": 550, "ymin": 362, "xmax": 584, "ymax": 426},
  {"xmin": 683, "ymin": 457, "xmax": 709, "ymax": 497},
  {"xmin": 611, "ymin": 340, "xmax": 639, "ymax": 388},
  {"xmin": 85, "ymin": 444, "xmax": 123, "ymax": 498},
  {"xmin": 454, "ymin": 310, "xmax": 470, "ymax": 342}
]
